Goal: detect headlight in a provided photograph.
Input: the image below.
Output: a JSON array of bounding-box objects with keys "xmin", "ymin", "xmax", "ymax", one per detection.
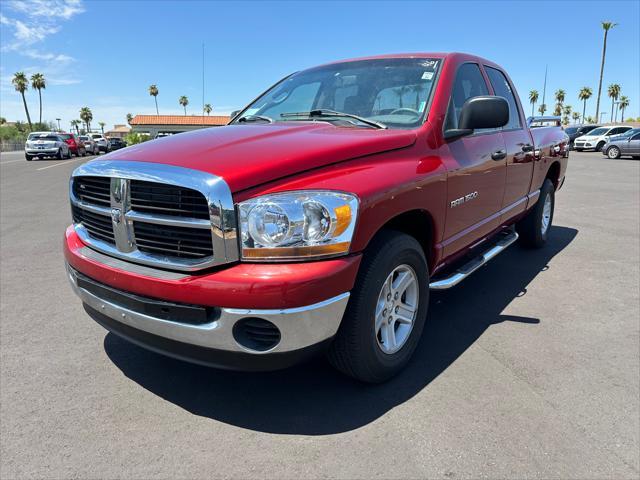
[{"xmin": 238, "ymin": 190, "xmax": 358, "ymax": 261}]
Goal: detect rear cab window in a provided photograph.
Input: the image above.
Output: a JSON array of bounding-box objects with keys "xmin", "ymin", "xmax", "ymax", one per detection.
[{"xmin": 485, "ymin": 66, "xmax": 522, "ymax": 130}]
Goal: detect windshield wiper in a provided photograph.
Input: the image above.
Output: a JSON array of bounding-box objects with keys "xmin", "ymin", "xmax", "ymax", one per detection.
[
  {"xmin": 237, "ymin": 115, "xmax": 273, "ymax": 123},
  {"xmin": 280, "ymin": 109, "xmax": 387, "ymax": 129}
]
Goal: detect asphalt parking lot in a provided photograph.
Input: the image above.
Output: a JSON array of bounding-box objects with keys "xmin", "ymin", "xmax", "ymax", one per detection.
[{"xmin": 1, "ymin": 149, "xmax": 638, "ymax": 479}]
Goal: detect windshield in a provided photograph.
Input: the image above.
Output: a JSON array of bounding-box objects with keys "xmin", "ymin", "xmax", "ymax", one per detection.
[
  {"xmin": 615, "ymin": 128, "xmax": 637, "ymax": 137},
  {"xmin": 58, "ymin": 134, "xmax": 72, "ymax": 140},
  {"xmin": 79, "ymin": 136, "xmax": 88, "ymax": 141},
  {"xmin": 233, "ymin": 58, "xmax": 441, "ymax": 129},
  {"xmin": 588, "ymin": 128, "xmax": 609, "ymax": 136},
  {"xmin": 565, "ymin": 127, "xmax": 578, "ymax": 134}
]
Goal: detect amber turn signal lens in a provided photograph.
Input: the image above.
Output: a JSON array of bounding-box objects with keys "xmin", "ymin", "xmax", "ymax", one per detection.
[{"xmin": 243, "ymin": 241, "xmax": 351, "ymax": 260}]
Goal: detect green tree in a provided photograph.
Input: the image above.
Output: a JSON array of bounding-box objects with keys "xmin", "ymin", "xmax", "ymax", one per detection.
[
  {"xmin": 555, "ymin": 89, "xmax": 566, "ymax": 105},
  {"xmin": 538, "ymin": 103, "xmax": 547, "ymax": 115},
  {"xmin": 70, "ymin": 119, "xmax": 80, "ymax": 135},
  {"xmin": 204, "ymin": 103, "xmax": 212, "ymax": 115},
  {"xmin": 179, "ymin": 95, "xmax": 189, "ymax": 115},
  {"xmin": 553, "ymin": 103, "xmax": 563, "ymax": 116},
  {"xmin": 572, "ymin": 112, "xmax": 581, "ymax": 123},
  {"xmin": 529, "ymin": 90, "xmax": 539, "ymax": 117},
  {"xmin": 607, "ymin": 83, "xmax": 621, "ymax": 122},
  {"xmin": 98, "ymin": 121, "xmax": 106, "ymax": 134},
  {"xmin": 79, "ymin": 107, "xmax": 93, "ymax": 132},
  {"xmin": 30, "ymin": 73, "xmax": 46, "ymax": 124},
  {"xmin": 618, "ymin": 95, "xmax": 629, "ymax": 122},
  {"xmin": 578, "ymin": 87, "xmax": 593, "ymax": 125},
  {"xmin": 148, "ymin": 84, "xmax": 159, "ymax": 115},
  {"xmin": 11, "ymin": 72, "xmax": 32, "ymax": 129},
  {"xmin": 595, "ymin": 22, "xmax": 617, "ymax": 122},
  {"xmin": 0, "ymin": 117, "xmax": 6, "ymax": 125},
  {"xmin": 126, "ymin": 113, "xmax": 133, "ymax": 125}
]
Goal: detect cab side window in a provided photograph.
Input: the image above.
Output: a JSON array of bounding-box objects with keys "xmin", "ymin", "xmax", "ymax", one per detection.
[
  {"xmin": 445, "ymin": 63, "xmax": 489, "ymax": 131},
  {"xmin": 485, "ymin": 66, "xmax": 522, "ymax": 130}
]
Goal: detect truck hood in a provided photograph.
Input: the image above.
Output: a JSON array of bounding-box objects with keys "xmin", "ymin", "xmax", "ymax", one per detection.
[{"xmin": 105, "ymin": 123, "xmax": 416, "ymax": 192}]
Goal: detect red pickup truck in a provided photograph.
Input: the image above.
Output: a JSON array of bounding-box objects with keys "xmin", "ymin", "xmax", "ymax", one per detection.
[{"xmin": 65, "ymin": 53, "xmax": 568, "ymax": 382}]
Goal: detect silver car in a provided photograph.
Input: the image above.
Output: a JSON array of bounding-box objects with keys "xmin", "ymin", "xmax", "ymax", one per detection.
[
  {"xmin": 79, "ymin": 135, "xmax": 99, "ymax": 155},
  {"xmin": 602, "ymin": 128, "xmax": 640, "ymax": 159},
  {"xmin": 87, "ymin": 133, "xmax": 110, "ymax": 153},
  {"xmin": 25, "ymin": 132, "xmax": 72, "ymax": 161}
]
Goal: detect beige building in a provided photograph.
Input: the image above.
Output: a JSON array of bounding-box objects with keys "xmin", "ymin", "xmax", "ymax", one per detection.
[
  {"xmin": 130, "ymin": 115, "xmax": 230, "ymax": 138},
  {"xmin": 105, "ymin": 124, "xmax": 131, "ymax": 139}
]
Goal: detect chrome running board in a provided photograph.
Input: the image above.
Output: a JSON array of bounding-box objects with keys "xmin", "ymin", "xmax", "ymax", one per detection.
[{"xmin": 429, "ymin": 230, "xmax": 519, "ymax": 290}]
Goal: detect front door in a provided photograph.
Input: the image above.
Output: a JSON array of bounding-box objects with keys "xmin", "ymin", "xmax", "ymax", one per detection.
[{"xmin": 441, "ymin": 63, "xmax": 507, "ymax": 256}]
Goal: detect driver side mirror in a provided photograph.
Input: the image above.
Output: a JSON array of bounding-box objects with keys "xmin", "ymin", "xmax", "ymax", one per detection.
[{"xmin": 444, "ymin": 96, "xmax": 509, "ymax": 140}]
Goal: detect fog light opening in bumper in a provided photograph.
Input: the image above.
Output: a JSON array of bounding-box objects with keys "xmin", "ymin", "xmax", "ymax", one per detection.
[{"xmin": 232, "ymin": 317, "xmax": 282, "ymax": 352}]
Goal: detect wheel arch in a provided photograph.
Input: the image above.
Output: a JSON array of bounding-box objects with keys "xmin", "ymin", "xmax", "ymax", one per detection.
[
  {"xmin": 364, "ymin": 209, "xmax": 436, "ymax": 270},
  {"xmin": 545, "ymin": 161, "xmax": 561, "ymax": 189}
]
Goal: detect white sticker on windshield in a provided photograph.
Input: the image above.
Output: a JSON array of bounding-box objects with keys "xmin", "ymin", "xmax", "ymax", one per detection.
[{"xmin": 422, "ymin": 71, "xmax": 434, "ymax": 80}]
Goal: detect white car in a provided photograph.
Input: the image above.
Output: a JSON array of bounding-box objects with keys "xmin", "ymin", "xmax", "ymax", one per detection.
[
  {"xmin": 574, "ymin": 125, "xmax": 634, "ymax": 152},
  {"xmin": 24, "ymin": 132, "xmax": 72, "ymax": 161},
  {"xmin": 87, "ymin": 133, "xmax": 110, "ymax": 153}
]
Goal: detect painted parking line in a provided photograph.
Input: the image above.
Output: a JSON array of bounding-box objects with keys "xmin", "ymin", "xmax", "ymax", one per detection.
[
  {"xmin": 0, "ymin": 159, "xmax": 26, "ymax": 165},
  {"xmin": 36, "ymin": 158, "xmax": 84, "ymax": 171}
]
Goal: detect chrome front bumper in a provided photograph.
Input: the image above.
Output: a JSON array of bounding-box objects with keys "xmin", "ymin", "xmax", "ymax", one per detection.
[{"xmin": 67, "ymin": 264, "xmax": 349, "ymax": 356}]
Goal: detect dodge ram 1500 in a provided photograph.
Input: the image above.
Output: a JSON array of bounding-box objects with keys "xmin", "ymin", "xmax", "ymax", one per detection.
[{"xmin": 65, "ymin": 53, "xmax": 568, "ymax": 382}]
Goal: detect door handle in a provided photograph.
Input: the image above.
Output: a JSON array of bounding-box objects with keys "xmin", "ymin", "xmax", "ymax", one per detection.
[
  {"xmin": 521, "ymin": 143, "xmax": 534, "ymax": 153},
  {"xmin": 491, "ymin": 149, "xmax": 507, "ymax": 161}
]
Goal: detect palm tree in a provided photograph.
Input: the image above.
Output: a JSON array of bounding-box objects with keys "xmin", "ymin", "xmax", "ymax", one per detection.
[
  {"xmin": 595, "ymin": 22, "xmax": 617, "ymax": 122},
  {"xmin": 79, "ymin": 107, "xmax": 93, "ymax": 132},
  {"xmin": 607, "ymin": 83, "xmax": 621, "ymax": 122},
  {"xmin": 98, "ymin": 121, "xmax": 106, "ymax": 134},
  {"xmin": 126, "ymin": 113, "xmax": 133, "ymax": 125},
  {"xmin": 538, "ymin": 103, "xmax": 547, "ymax": 115},
  {"xmin": 204, "ymin": 103, "xmax": 212, "ymax": 115},
  {"xmin": 11, "ymin": 72, "xmax": 32, "ymax": 129},
  {"xmin": 572, "ymin": 112, "xmax": 581, "ymax": 123},
  {"xmin": 179, "ymin": 96, "xmax": 189, "ymax": 115},
  {"xmin": 30, "ymin": 73, "xmax": 46, "ymax": 124},
  {"xmin": 70, "ymin": 119, "xmax": 80, "ymax": 135},
  {"xmin": 555, "ymin": 89, "xmax": 566, "ymax": 106},
  {"xmin": 618, "ymin": 95, "xmax": 630, "ymax": 122},
  {"xmin": 553, "ymin": 103, "xmax": 562, "ymax": 116},
  {"xmin": 578, "ymin": 87, "xmax": 592, "ymax": 125},
  {"xmin": 411, "ymin": 83, "xmax": 426, "ymax": 109},
  {"xmin": 148, "ymin": 84, "xmax": 159, "ymax": 115},
  {"xmin": 528, "ymin": 90, "xmax": 539, "ymax": 117}
]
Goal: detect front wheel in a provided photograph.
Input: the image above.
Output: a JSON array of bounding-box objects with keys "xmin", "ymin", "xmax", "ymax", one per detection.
[
  {"xmin": 66, "ymin": 148, "xmax": 72, "ymax": 159},
  {"xmin": 606, "ymin": 146, "xmax": 621, "ymax": 159},
  {"xmin": 56, "ymin": 148, "xmax": 63, "ymax": 160},
  {"xmin": 25, "ymin": 154, "xmax": 33, "ymax": 161},
  {"xmin": 517, "ymin": 178, "xmax": 555, "ymax": 248},
  {"xmin": 596, "ymin": 142, "xmax": 605, "ymax": 152},
  {"xmin": 327, "ymin": 231, "xmax": 429, "ymax": 383}
]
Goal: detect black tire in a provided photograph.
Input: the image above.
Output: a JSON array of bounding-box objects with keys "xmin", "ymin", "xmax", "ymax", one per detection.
[
  {"xmin": 632, "ymin": 156, "xmax": 640, "ymax": 160},
  {"xmin": 575, "ymin": 148, "xmax": 583, "ymax": 152},
  {"xmin": 327, "ymin": 231, "xmax": 429, "ymax": 383},
  {"xmin": 25, "ymin": 154, "xmax": 32, "ymax": 161},
  {"xmin": 606, "ymin": 146, "xmax": 621, "ymax": 159},
  {"xmin": 517, "ymin": 178, "xmax": 555, "ymax": 248},
  {"xmin": 56, "ymin": 148, "xmax": 63, "ymax": 160},
  {"xmin": 596, "ymin": 142, "xmax": 605, "ymax": 152}
]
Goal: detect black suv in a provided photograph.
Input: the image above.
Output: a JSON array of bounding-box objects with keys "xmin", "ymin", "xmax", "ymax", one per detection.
[
  {"xmin": 108, "ymin": 138, "xmax": 127, "ymax": 151},
  {"xmin": 565, "ymin": 125, "xmax": 600, "ymax": 150}
]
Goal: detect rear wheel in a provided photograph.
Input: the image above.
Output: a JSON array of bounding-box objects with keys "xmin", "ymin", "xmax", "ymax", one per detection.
[
  {"xmin": 517, "ymin": 178, "xmax": 555, "ymax": 248},
  {"xmin": 66, "ymin": 148, "xmax": 72, "ymax": 159},
  {"xmin": 327, "ymin": 231, "xmax": 429, "ymax": 383},
  {"xmin": 606, "ymin": 146, "xmax": 621, "ymax": 159}
]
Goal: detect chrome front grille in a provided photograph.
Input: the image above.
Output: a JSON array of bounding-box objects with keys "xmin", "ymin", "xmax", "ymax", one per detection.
[{"xmin": 70, "ymin": 160, "xmax": 239, "ymax": 271}]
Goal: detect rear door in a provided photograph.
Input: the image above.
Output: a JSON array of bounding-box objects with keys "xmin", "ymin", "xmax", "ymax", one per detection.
[
  {"xmin": 484, "ymin": 66, "xmax": 534, "ymax": 219},
  {"xmin": 627, "ymin": 132, "xmax": 640, "ymax": 155},
  {"xmin": 441, "ymin": 63, "xmax": 507, "ymax": 255}
]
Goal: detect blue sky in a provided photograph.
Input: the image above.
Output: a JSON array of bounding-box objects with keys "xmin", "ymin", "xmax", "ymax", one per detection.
[{"xmin": 1, "ymin": 0, "xmax": 639, "ymax": 129}]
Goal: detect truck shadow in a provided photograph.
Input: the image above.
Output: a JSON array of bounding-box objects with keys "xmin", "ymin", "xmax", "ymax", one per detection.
[{"xmin": 104, "ymin": 226, "xmax": 578, "ymax": 435}]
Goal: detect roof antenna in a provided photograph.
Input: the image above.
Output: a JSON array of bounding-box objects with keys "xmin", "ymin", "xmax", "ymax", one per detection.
[{"xmin": 541, "ymin": 64, "xmax": 548, "ymax": 115}]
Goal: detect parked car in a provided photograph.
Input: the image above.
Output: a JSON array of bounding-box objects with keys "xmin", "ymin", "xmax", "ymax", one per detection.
[
  {"xmin": 601, "ymin": 128, "xmax": 640, "ymax": 159},
  {"xmin": 87, "ymin": 133, "xmax": 110, "ymax": 153},
  {"xmin": 65, "ymin": 52, "xmax": 568, "ymax": 383},
  {"xmin": 574, "ymin": 125, "xmax": 633, "ymax": 151},
  {"xmin": 564, "ymin": 124, "xmax": 600, "ymax": 150},
  {"xmin": 79, "ymin": 135, "xmax": 99, "ymax": 155},
  {"xmin": 58, "ymin": 133, "xmax": 86, "ymax": 157},
  {"xmin": 25, "ymin": 132, "xmax": 72, "ymax": 161},
  {"xmin": 108, "ymin": 137, "xmax": 126, "ymax": 150}
]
